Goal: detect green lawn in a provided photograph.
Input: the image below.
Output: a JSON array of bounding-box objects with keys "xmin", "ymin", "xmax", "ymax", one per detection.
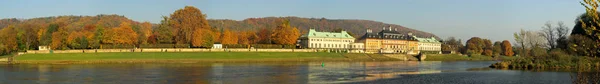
[{"xmin": 16, "ymin": 52, "xmax": 349, "ymax": 61}]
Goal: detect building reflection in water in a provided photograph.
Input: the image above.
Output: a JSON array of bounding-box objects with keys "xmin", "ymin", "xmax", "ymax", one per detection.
[{"xmin": 308, "ymin": 61, "xmax": 442, "ymax": 83}]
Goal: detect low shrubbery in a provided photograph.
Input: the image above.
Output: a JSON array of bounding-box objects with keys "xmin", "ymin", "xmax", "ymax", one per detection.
[{"xmin": 490, "ymin": 49, "xmax": 600, "ymax": 69}]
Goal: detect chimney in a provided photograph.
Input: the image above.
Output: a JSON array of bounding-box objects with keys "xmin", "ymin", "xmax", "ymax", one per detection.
[
  {"xmin": 388, "ymin": 26, "xmax": 392, "ymax": 31},
  {"xmin": 395, "ymin": 28, "xmax": 397, "ymax": 31},
  {"xmin": 366, "ymin": 28, "xmax": 372, "ymax": 33}
]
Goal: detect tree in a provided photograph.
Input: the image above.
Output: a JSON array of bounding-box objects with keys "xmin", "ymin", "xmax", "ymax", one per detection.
[
  {"xmin": 40, "ymin": 24, "xmax": 59, "ymax": 45},
  {"xmin": 573, "ymin": 0, "xmax": 600, "ymax": 57},
  {"xmin": 271, "ymin": 20, "xmax": 300, "ymax": 45},
  {"xmin": 465, "ymin": 37, "xmax": 484, "ymax": 55},
  {"xmin": 191, "ymin": 28, "xmax": 214, "ymax": 47},
  {"xmin": 102, "ymin": 22, "xmax": 138, "ymax": 45},
  {"xmin": 50, "ymin": 26, "xmax": 68, "ymax": 50},
  {"xmin": 257, "ymin": 28, "xmax": 272, "ymax": 44},
  {"xmin": 540, "ymin": 21, "xmax": 557, "ymax": 49},
  {"xmin": 138, "ymin": 22, "xmax": 153, "ymax": 45},
  {"xmin": 514, "ymin": 29, "xmax": 527, "ymax": 56},
  {"xmin": 482, "ymin": 39, "xmax": 493, "ymax": 56},
  {"xmin": 169, "ymin": 6, "xmax": 211, "ymax": 45},
  {"xmin": 442, "ymin": 37, "xmax": 463, "ymax": 53},
  {"xmin": 514, "ymin": 29, "xmax": 547, "ymax": 56},
  {"xmin": 0, "ymin": 25, "xmax": 18, "ymax": 53},
  {"xmin": 567, "ymin": 34, "xmax": 598, "ymax": 57},
  {"xmin": 501, "ymin": 40, "xmax": 514, "ymax": 56},
  {"xmin": 556, "ymin": 21, "xmax": 570, "ymax": 49},
  {"xmin": 493, "ymin": 41, "xmax": 503, "ymax": 56},
  {"xmin": 221, "ymin": 29, "xmax": 238, "ymax": 44},
  {"xmin": 156, "ymin": 16, "xmax": 173, "ymax": 44},
  {"xmin": 238, "ymin": 31, "xmax": 250, "ymax": 45}
]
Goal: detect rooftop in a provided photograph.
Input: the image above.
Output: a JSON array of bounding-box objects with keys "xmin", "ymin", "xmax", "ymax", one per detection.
[{"xmin": 300, "ymin": 29, "xmax": 354, "ymax": 39}]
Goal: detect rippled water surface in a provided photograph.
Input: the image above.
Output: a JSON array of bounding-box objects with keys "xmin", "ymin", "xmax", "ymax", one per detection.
[{"xmin": 0, "ymin": 61, "xmax": 598, "ymax": 84}]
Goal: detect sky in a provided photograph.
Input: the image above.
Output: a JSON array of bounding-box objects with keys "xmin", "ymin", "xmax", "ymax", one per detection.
[{"xmin": 0, "ymin": 0, "xmax": 586, "ymax": 42}]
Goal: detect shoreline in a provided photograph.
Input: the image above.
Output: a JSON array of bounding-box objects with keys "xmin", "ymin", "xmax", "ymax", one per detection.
[{"xmin": 5, "ymin": 52, "xmax": 404, "ymax": 64}]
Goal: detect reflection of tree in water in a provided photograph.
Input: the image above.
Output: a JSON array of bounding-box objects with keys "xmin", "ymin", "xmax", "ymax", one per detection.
[{"xmin": 570, "ymin": 67, "xmax": 600, "ymax": 84}]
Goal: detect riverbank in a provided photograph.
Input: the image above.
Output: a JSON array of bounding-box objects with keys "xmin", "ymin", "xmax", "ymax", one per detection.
[
  {"xmin": 9, "ymin": 52, "xmax": 402, "ymax": 64},
  {"xmin": 489, "ymin": 56, "xmax": 600, "ymax": 71},
  {"xmin": 424, "ymin": 54, "xmax": 517, "ymax": 61}
]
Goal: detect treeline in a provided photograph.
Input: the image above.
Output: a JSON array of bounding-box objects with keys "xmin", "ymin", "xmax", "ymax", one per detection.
[
  {"xmin": 441, "ymin": 37, "xmax": 514, "ymax": 57},
  {"xmin": 0, "ymin": 6, "xmax": 300, "ymax": 56},
  {"xmin": 209, "ymin": 17, "xmax": 439, "ymax": 39}
]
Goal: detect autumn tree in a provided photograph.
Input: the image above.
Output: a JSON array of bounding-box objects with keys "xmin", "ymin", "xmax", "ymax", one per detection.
[
  {"xmin": 40, "ymin": 24, "xmax": 59, "ymax": 45},
  {"xmin": 238, "ymin": 31, "xmax": 250, "ymax": 45},
  {"xmin": 221, "ymin": 29, "xmax": 238, "ymax": 44},
  {"xmin": 18, "ymin": 23, "xmax": 40, "ymax": 50},
  {"xmin": 574, "ymin": 0, "xmax": 600, "ymax": 57},
  {"xmin": 501, "ymin": 40, "xmax": 514, "ymax": 56},
  {"xmin": 257, "ymin": 28, "xmax": 272, "ymax": 44},
  {"xmin": 191, "ymin": 28, "xmax": 214, "ymax": 48},
  {"xmin": 482, "ymin": 39, "xmax": 493, "ymax": 56},
  {"xmin": 271, "ymin": 20, "xmax": 300, "ymax": 45},
  {"xmin": 102, "ymin": 22, "xmax": 138, "ymax": 46},
  {"xmin": 138, "ymin": 22, "xmax": 153, "ymax": 45},
  {"xmin": 247, "ymin": 31, "xmax": 260, "ymax": 44},
  {"xmin": 465, "ymin": 37, "xmax": 484, "ymax": 55},
  {"xmin": 169, "ymin": 6, "xmax": 211, "ymax": 45},
  {"xmin": 50, "ymin": 26, "xmax": 68, "ymax": 50},
  {"xmin": 0, "ymin": 25, "xmax": 18, "ymax": 54}
]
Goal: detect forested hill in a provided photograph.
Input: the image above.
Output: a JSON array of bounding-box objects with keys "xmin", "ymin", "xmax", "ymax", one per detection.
[
  {"xmin": 208, "ymin": 16, "xmax": 439, "ymax": 39},
  {"xmin": 0, "ymin": 15, "xmax": 438, "ymax": 39}
]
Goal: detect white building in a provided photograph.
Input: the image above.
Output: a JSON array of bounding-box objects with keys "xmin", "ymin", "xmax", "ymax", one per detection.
[
  {"xmin": 213, "ymin": 44, "xmax": 222, "ymax": 49},
  {"xmin": 298, "ymin": 29, "xmax": 358, "ymax": 50},
  {"xmin": 413, "ymin": 36, "xmax": 442, "ymax": 54},
  {"xmin": 350, "ymin": 43, "xmax": 365, "ymax": 53}
]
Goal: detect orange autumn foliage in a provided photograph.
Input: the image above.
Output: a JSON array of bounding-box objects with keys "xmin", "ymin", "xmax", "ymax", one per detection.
[
  {"xmin": 221, "ymin": 29, "xmax": 238, "ymax": 44},
  {"xmin": 502, "ymin": 40, "xmax": 514, "ymax": 56},
  {"xmin": 102, "ymin": 22, "xmax": 138, "ymax": 45}
]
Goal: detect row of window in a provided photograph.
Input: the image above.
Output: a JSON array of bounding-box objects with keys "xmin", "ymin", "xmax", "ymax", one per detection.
[
  {"xmin": 420, "ymin": 47, "xmax": 441, "ymax": 50},
  {"xmin": 419, "ymin": 43, "xmax": 441, "ymax": 46},
  {"xmin": 309, "ymin": 43, "xmax": 364, "ymax": 48},
  {"xmin": 310, "ymin": 39, "xmax": 353, "ymax": 42}
]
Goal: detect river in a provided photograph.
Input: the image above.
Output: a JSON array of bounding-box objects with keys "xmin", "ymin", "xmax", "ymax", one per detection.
[{"xmin": 0, "ymin": 61, "xmax": 598, "ymax": 84}]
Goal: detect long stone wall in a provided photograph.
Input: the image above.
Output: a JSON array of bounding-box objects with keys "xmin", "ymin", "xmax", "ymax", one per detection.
[{"xmin": 25, "ymin": 48, "xmax": 322, "ymax": 54}]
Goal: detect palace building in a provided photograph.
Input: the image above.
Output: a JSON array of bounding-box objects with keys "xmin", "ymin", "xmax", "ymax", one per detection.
[
  {"xmin": 357, "ymin": 26, "xmax": 419, "ymax": 54},
  {"xmin": 413, "ymin": 36, "xmax": 442, "ymax": 54},
  {"xmin": 298, "ymin": 29, "xmax": 357, "ymax": 50}
]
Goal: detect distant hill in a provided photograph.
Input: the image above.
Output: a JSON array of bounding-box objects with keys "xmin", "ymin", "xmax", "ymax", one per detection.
[
  {"xmin": 0, "ymin": 15, "xmax": 438, "ymax": 39},
  {"xmin": 208, "ymin": 16, "xmax": 439, "ymax": 39}
]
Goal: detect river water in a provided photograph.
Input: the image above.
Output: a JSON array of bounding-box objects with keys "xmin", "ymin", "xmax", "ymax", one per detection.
[{"xmin": 0, "ymin": 61, "xmax": 597, "ymax": 84}]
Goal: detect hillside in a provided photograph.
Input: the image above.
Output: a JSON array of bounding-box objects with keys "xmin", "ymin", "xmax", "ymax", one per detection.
[
  {"xmin": 208, "ymin": 16, "xmax": 439, "ymax": 38},
  {"xmin": 0, "ymin": 15, "xmax": 438, "ymax": 39}
]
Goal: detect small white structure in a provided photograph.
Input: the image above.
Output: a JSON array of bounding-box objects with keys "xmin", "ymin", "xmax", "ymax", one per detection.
[
  {"xmin": 38, "ymin": 46, "xmax": 49, "ymax": 50},
  {"xmin": 213, "ymin": 44, "xmax": 222, "ymax": 49}
]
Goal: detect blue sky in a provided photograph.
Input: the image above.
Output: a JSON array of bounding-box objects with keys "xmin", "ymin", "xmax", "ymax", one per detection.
[{"xmin": 0, "ymin": 0, "xmax": 586, "ymax": 42}]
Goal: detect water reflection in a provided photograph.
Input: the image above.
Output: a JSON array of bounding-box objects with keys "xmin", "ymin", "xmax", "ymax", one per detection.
[{"xmin": 0, "ymin": 61, "xmax": 596, "ymax": 84}]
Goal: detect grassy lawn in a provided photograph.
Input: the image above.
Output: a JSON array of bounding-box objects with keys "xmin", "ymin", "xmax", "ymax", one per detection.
[
  {"xmin": 16, "ymin": 52, "xmax": 349, "ymax": 61},
  {"xmin": 425, "ymin": 54, "xmax": 517, "ymax": 61}
]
